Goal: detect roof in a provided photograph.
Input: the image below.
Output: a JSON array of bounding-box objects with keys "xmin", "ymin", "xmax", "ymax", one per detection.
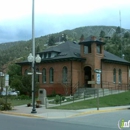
[
  {"xmin": 39, "ymin": 41, "xmax": 86, "ymax": 62},
  {"xmin": 102, "ymin": 51, "xmax": 130, "ymax": 65},
  {"xmin": 17, "ymin": 41, "xmax": 130, "ymax": 65},
  {"xmin": 79, "ymin": 35, "xmax": 105, "ymax": 46}
]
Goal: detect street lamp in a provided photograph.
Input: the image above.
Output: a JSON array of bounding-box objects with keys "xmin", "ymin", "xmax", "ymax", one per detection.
[
  {"xmin": 28, "ymin": 53, "xmax": 41, "ymax": 113},
  {"xmin": 27, "ymin": 0, "xmax": 42, "ymax": 113}
]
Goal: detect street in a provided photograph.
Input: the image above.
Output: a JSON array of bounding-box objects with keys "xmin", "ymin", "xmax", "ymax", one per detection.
[{"xmin": 0, "ymin": 109, "xmax": 130, "ymax": 130}]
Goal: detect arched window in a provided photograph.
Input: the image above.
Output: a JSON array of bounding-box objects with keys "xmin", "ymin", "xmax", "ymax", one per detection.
[
  {"xmin": 36, "ymin": 68, "xmax": 39, "ymax": 82},
  {"xmin": 119, "ymin": 69, "xmax": 122, "ymax": 83},
  {"xmin": 113, "ymin": 68, "xmax": 116, "ymax": 83},
  {"xmin": 62, "ymin": 67, "xmax": 67, "ymax": 83},
  {"xmin": 42, "ymin": 68, "xmax": 46, "ymax": 83},
  {"xmin": 49, "ymin": 68, "xmax": 54, "ymax": 83}
]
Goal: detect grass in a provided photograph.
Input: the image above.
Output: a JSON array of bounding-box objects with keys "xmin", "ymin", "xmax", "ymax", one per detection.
[
  {"xmin": 8, "ymin": 99, "xmax": 32, "ymax": 106},
  {"xmin": 50, "ymin": 91, "xmax": 130, "ymax": 110}
]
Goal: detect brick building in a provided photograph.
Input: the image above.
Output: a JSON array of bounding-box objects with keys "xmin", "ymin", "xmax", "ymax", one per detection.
[{"xmin": 18, "ymin": 36, "xmax": 130, "ymax": 95}]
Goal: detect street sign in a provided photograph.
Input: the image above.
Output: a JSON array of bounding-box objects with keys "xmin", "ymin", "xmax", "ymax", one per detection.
[
  {"xmin": 5, "ymin": 74, "xmax": 9, "ymax": 86},
  {"xmin": 96, "ymin": 73, "xmax": 100, "ymax": 84}
]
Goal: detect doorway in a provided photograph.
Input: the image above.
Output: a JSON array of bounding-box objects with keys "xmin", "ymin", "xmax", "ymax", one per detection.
[{"xmin": 84, "ymin": 66, "xmax": 91, "ymax": 87}]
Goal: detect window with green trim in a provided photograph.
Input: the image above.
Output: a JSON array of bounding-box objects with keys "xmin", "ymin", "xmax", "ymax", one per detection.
[{"xmin": 49, "ymin": 68, "xmax": 54, "ymax": 83}]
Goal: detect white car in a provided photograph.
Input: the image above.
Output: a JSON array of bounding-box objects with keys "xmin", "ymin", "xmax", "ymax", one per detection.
[
  {"xmin": 1, "ymin": 91, "xmax": 7, "ymax": 96},
  {"xmin": 8, "ymin": 91, "xmax": 18, "ymax": 96}
]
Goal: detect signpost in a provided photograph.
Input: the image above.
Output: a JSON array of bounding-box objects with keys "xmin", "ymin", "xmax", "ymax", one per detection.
[
  {"xmin": 5, "ymin": 74, "xmax": 9, "ymax": 104},
  {"xmin": 94, "ymin": 69, "xmax": 101, "ymax": 110}
]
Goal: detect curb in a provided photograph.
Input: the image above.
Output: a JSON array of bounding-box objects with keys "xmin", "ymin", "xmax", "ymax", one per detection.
[
  {"xmin": 69, "ymin": 107, "xmax": 127, "ymax": 118},
  {"xmin": 0, "ymin": 111, "xmax": 43, "ymax": 118},
  {"xmin": 0, "ymin": 107, "xmax": 127, "ymax": 119}
]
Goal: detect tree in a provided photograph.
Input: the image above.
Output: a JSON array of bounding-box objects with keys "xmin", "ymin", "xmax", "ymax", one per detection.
[
  {"xmin": 48, "ymin": 35, "xmax": 55, "ymax": 46},
  {"xmin": 116, "ymin": 26, "xmax": 121, "ymax": 34},
  {"xmin": 124, "ymin": 32, "xmax": 130, "ymax": 38},
  {"xmin": 99, "ymin": 30, "xmax": 105, "ymax": 38},
  {"xmin": 7, "ymin": 64, "xmax": 39, "ymax": 96},
  {"xmin": 7, "ymin": 64, "xmax": 22, "ymax": 86}
]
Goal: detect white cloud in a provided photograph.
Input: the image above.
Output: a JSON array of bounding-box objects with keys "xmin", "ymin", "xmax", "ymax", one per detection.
[{"xmin": 0, "ymin": 0, "xmax": 130, "ymax": 43}]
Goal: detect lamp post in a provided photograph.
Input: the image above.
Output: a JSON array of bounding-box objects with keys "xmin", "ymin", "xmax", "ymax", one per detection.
[
  {"xmin": 28, "ymin": 53, "xmax": 41, "ymax": 113},
  {"xmin": 27, "ymin": 0, "xmax": 42, "ymax": 113}
]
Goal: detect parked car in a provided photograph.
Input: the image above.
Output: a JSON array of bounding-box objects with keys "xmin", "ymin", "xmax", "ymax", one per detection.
[
  {"xmin": 1, "ymin": 91, "xmax": 7, "ymax": 96},
  {"xmin": 8, "ymin": 91, "xmax": 18, "ymax": 96},
  {"xmin": 0, "ymin": 90, "xmax": 19, "ymax": 96}
]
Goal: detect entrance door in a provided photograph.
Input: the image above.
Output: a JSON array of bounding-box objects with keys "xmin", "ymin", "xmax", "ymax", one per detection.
[{"xmin": 84, "ymin": 66, "xmax": 91, "ymax": 87}]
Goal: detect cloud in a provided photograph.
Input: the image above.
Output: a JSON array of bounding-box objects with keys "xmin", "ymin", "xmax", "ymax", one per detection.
[{"xmin": 0, "ymin": 0, "xmax": 130, "ymax": 43}]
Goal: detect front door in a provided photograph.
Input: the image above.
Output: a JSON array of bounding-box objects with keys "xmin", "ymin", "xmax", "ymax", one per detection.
[{"xmin": 84, "ymin": 66, "xmax": 91, "ymax": 87}]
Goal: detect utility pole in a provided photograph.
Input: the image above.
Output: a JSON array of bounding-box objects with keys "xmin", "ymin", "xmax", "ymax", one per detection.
[{"xmin": 119, "ymin": 10, "xmax": 123, "ymax": 58}]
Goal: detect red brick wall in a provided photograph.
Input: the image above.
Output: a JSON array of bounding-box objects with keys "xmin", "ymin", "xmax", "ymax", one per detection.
[
  {"xmin": 102, "ymin": 62, "xmax": 129, "ymax": 86},
  {"xmin": 22, "ymin": 61, "xmax": 83, "ymax": 95},
  {"xmin": 21, "ymin": 42, "xmax": 129, "ymax": 95}
]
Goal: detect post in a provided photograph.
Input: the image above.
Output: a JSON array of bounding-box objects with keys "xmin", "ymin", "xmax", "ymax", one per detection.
[
  {"xmin": 97, "ymin": 85, "xmax": 99, "ymax": 110},
  {"xmin": 94, "ymin": 69, "xmax": 101, "ymax": 110},
  {"xmin": 31, "ymin": 0, "xmax": 37, "ymax": 113}
]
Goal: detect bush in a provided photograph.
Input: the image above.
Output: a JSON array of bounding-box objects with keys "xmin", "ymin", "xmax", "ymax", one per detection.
[
  {"xmin": 0, "ymin": 98, "xmax": 5, "ymax": 105},
  {"xmin": 55, "ymin": 95, "xmax": 60, "ymax": 104},
  {"xmin": 18, "ymin": 95, "xmax": 30, "ymax": 100},
  {"xmin": 0, "ymin": 103, "xmax": 12, "ymax": 111},
  {"xmin": 61, "ymin": 96, "xmax": 65, "ymax": 101},
  {"xmin": 0, "ymin": 98, "xmax": 12, "ymax": 110}
]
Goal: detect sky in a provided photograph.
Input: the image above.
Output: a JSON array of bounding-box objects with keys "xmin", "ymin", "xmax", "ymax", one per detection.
[{"xmin": 0, "ymin": 0, "xmax": 130, "ymax": 43}]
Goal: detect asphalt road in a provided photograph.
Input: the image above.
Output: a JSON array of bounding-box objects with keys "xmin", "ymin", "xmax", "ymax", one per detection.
[{"xmin": 0, "ymin": 109, "xmax": 130, "ymax": 130}]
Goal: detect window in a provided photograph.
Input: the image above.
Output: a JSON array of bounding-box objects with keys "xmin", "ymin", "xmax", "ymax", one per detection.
[
  {"xmin": 113, "ymin": 68, "xmax": 116, "ymax": 83},
  {"xmin": 62, "ymin": 67, "xmax": 68, "ymax": 83},
  {"xmin": 97, "ymin": 45, "xmax": 101, "ymax": 53},
  {"xmin": 119, "ymin": 69, "xmax": 122, "ymax": 83},
  {"xmin": 48, "ymin": 53, "xmax": 51, "ymax": 58},
  {"xmin": 42, "ymin": 68, "xmax": 46, "ymax": 83},
  {"xmin": 49, "ymin": 68, "xmax": 54, "ymax": 83},
  {"xmin": 84, "ymin": 45, "xmax": 91, "ymax": 54}
]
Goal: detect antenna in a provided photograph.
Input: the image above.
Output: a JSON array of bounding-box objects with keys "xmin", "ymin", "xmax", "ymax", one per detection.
[{"xmin": 119, "ymin": 10, "xmax": 123, "ymax": 58}]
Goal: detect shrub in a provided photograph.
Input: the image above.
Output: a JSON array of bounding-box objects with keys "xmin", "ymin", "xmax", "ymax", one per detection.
[
  {"xmin": 61, "ymin": 96, "xmax": 65, "ymax": 101},
  {"xmin": 0, "ymin": 98, "xmax": 12, "ymax": 110},
  {"xmin": 55, "ymin": 95, "xmax": 60, "ymax": 104},
  {"xmin": 0, "ymin": 103, "xmax": 12, "ymax": 111},
  {"xmin": 0, "ymin": 98, "xmax": 5, "ymax": 105}
]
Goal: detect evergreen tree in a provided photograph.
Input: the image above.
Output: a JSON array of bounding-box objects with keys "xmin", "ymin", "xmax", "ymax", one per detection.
[
  {"xmin": 99, "ymin": 30, "xmax": 105, "ymax": 38},
  {"xmin": 124, "ymin": 32, "xmax": 130, "ymax": 38},
  {"xmin": 48, "ymin": 35, "xmax": 55, "ymax": 46},
  {"xmin": 116, "ymin": 26, "xmax": 121, "ymax": 34}
]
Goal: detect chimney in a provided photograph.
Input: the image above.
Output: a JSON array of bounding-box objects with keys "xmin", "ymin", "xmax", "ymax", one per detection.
[{"xmin": 91, "ymin": 36, "xmax": 96, "ymax": 41}]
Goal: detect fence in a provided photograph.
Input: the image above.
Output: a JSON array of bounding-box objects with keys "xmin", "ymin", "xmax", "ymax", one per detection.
[{"xmin": 46, "ymin": 82, "xmax": 130, "ymax": 108}]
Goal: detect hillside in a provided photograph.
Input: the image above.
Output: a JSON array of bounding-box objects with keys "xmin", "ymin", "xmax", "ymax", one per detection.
[{"xmin": 0, "ymin": 25, "xmax": 130, "ymax": 71}]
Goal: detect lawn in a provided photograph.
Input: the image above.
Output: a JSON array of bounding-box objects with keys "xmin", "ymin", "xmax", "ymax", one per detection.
[{"xmin": 50, "ymin": 91, "xmax": 130, "ymax": 110}]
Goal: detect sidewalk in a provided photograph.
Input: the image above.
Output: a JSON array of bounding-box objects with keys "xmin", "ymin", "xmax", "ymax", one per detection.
[{"xmin": 0, "ymin": 104, "xmax": 129, "ymax": 119}]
